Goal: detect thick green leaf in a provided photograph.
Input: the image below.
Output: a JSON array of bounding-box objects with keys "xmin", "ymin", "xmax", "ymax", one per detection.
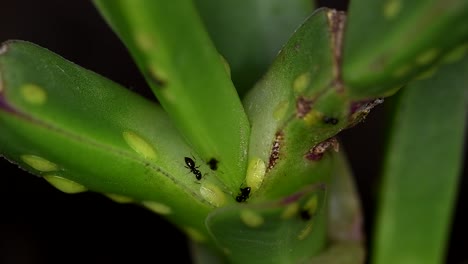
[
  {"xmin": 243, "ymin": 8, "xmax": 383, "ymax": 200},
  {"xmin": 372, "ymin": 55, "xmax": 468, "ymax": 264},
  {"xmin": 93, "ymin": 0, "xmax": 250, "ymax": 192},
  {"xmin": 206, "ymin": 184, "xmax": 327, "ymax": 264},
  {"xmin": 0, "ymin": 40, "xmax": 228, "ymax": 245},
  {"xmin": 194, "ymin": 0, "xmax": 314, "ymax": 95},
  {"xmin": 343, "ymin": 0, "xmax": 468, "ymax": 98}
]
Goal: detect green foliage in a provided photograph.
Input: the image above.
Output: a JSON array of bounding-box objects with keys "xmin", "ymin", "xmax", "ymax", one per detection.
[
  {"xmin": 0, "ymin": 0, "xmax": 466, "ymax": 263},
  {"xmin": 372, "ymin": 54, "xmax": 468, "ymax": 264}
]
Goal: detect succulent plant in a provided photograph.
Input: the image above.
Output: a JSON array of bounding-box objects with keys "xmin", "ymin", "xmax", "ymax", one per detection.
[{"xmin": 0, "ymin": 0, "xmax": 466, "ymax": 263}]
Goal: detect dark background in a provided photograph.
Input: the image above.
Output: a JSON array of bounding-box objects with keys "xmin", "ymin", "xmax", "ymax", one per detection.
[{"xmin": 0, "ymin": 1, "xmax": 466, "ymax": 263}]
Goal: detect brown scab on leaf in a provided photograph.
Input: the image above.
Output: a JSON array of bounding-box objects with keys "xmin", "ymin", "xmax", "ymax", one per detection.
[
  {"xmin": 306, "ymin": 137, "xmax": 339, "ymax": 161},
  {"xmin": 348, "ymin": 98, "xmax": 384, "ymax": 128},
  {"xmin": 296, "ymin": 96, "xmax": 314, "ymax": 118},
  {"xmin": 327, "ymin": 9, "xmax": 346, "ymax": 92},
  {"xmin": 268, "ymin": 132, "xmax": 284, "ymax": 171}
]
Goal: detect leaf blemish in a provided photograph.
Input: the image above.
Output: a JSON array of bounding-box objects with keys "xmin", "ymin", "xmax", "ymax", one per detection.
[
  {"xmin": 305, "ymin": 137, "xmax": 339, "ymax": 161},
  {"xmin": 296, "ymin": 96, "xmax": 314, "ymax": 118},
  {"xmin": 268, "ymin": 131, "xmax": 283, "ymax": 171}
]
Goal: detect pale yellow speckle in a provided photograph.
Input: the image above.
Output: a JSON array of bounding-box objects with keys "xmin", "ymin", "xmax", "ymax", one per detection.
[
  {"xmin": 20, "ymin": 83, "xmax": 47, "ymax": 105},
  {"xmin": 293, "ymin": 72, "xmax": 310, "ymax": 93},
  {"xmin": 383, "ymin": 0, "xmax": 401, "ymax": 19},
  {"xmin": 21, "ymin": 154, "xmax": 58, "ymax": 172},
  {"xmin": 281, "ymin": 202, "xmax": 300, "ymax": 219},
  {"xmin": 184, "ymin": 227, "xmax": 206, "ymax": 242},
  {"xmin": 134, "ymin": 32, "xmax": 155, "ymax": 52},
  {"xmin": 245, "ymin": 158, "xmax": 266, "ymax": 193},
  {"xmin": 199, "ymin": 182, "xmax": 226, "ymax": 207},
  {"xmin": 442, "ymin": 44, "xmax": 468, "ymax": 64},
  {"xmin": 142, "ymin": 201, "xmax": 172, "ymax": 215},
  {"xmin": 303, "ymin": 110, "xmax": 323, "ymax": 126},
  {"xmin": 415, "ymin": 65, "xmax": 438, "ymax": 81},
  {"xmin": 222, "ymin": 248, "xmax": 231, "ymax": 255},
  {"xmin": 240, "ymin": 209, "xmax": 264, "ymax": 228},
  {"xmin": 148, "ymin": 63, "xmax": 169, "ymax": 86},
  {"xmin": 105, "ymin": 193, "xmax": 133, "ymax": 203},
  {"xmin": 273, "ymin": 100, "xmax": 289, "ymax": 121},
  {"xmin": 393, "ymin": 64, "xmax": 412, "ymax": 78},
  {"xmin": 297, "ymin": 222, "xmax": 314, "ymax": 240},
  {"xmin": 219, "ymin": 54, "xmax": 231, "ymax": 78},
  {"xmin": 303, "ymin": 195, "xmax": 319, "ymax": 216},
  {"xmin": 44, "ymin": 175, "xmax": 87, "ymax": 194},
  {"xmin": 122, "ymin": 131, "xmax": 157, "ymax": 161},
  {"xmin": 415, "ymin": 49, "xmax": 438, "ymax": 65}
]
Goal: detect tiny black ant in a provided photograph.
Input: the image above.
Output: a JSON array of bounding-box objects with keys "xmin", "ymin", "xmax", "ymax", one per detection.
[
  {"xmin": 235, "ymin": 187, "xmax": 251, "ymax": 203},
  {"xmin": 184, "ymin": 157, "xmax": 202, "ymax": 180},
  {"xmin": 323, "ymin": 116, "xmax": 339, "ymax": 125},
  {"xmin": 299, "ymin": 210, "xmax": 312, "ymax": 221}
]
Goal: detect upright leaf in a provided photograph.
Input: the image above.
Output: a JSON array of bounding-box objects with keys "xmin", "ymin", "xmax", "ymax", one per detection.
[
  {"xmin": 194, "ymin": 0, "xmax": 314, "ymax": 94},
  {"xmin": 343, "ymin": 0, "xmax": 468, "ymax": 98},
  {"xmin": 93, "ymin": 0, "xmax": 250, "ymax": 192},
  {"xmin": 372, "ymin": 55, "xmax": 468, "ymax": 264}
]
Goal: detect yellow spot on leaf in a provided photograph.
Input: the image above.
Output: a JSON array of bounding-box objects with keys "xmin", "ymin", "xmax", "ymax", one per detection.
[
  {"xmin": 293, "ymin": 72, "xmax": 310, "ymax": 93},
  {"xmin": 303, "ymin": 195, "xmax": 319, "ymax": 215},
  {"xmin": 21, "ymin": 154, "xmax": 58, "ymax": 172},
  {"xmin": 184, "ymin": 227, "xmax": 206, "ymax": 242},
  {"xmin": 281, "ymin": 202, "xmax": 300, "ymax": 219},
  {"xmin": 383, "ymin": 0, "xmax": 401, "ymax": 19},
  {"xmin": 134, "ymin": 32, "xmax": 155, "ymax": 52},
  {"xmin": 415, "ymin": 65, "xmax": 438, "ymax": 81},
  {"xmin": 246, "ymin": 158, "xmax": 266, "ymax": 193},
  {"xmin": 44, "ymin": 175, "xmax": 87, "ymax": 194},
  {"xmin": 442, "ymin": 44, "xmax": 468, "ymax": 64},
  {"xmin": 200, "ymin": 182, "xmax": 226, "ymax": 207},
  {"xmin": 20, "ymin": 84, "xmax": 47, "ymax": 105},
  {"xmin": 240, "ymin": 209, "xmax": 264, "ymax": 228},
  {"xmin": 105, "ymin": 193, "xmax": 133, "ymax": 203},
  {"xmin": 273, "ymin": 100, "xmax": 289, "ymax": 121},
  {"xmin": 123, "ymin": 131, "xmax": 157, "ymax": 161},
  {"xmin": 416, "ymin": 49, "xmax": 438, "ymax": 65},
  {"xmin": 298, "ymin": 222, "xmax": 314, "ymax": 240},
  {"xmin": 303, "ymin": 110, "xmax": 323, "ymax": 126},
  {"xmin": 142, "ymin": 201, "xmax": 172, "ymax": 215},
  {"xmin": 393, "ymin": 64, "xmax": 412, "ymax": 78}
]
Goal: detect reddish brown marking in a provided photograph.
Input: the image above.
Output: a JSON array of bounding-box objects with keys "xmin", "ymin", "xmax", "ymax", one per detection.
[
  {"xmin": 268, "ymin": 131, "xmax": 284, "ymax": 171},
  {"xmin": 296, "ymin": 96, "xmax": 314, "ymax": 118},
  {"xmin": 348, "ymin": 98, "xmax": 384, "ymax": 128},
  {"xmin": 327, "ymin": 10, "xmax": 347, "ymax": 93},
  {"xmin": 306, "ymin": 137, "xmax": 339, "ymax": 161}
]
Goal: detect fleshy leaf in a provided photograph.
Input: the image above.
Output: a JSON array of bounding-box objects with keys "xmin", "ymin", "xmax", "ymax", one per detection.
[
  {"xmin": 206, "ymin": 184, "xmax": 327, "ymax": 264},
  {"xmin": 0, "ymin": 40, "xmax": 226, "ymax": 245},
  {"xmin": 194, "ymin": 0, "xmax": 314, "ymax": 95},
  {"xmin": 243, "ymin": 8, "xmax": 383, "ymax": 199},
  {"xmin": 93, "ymin": 0, "xmax": 250, "ymax": 192},
  {"xmin": 372, "ymin": 54, "xmax": 468, "ymax": 264},
  {"xmin": 343, "ymin": 0, "xmax": 468, "ymax": 98}
]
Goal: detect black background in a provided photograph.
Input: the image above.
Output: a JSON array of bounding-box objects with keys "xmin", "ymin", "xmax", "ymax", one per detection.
[{"xmin": 0, "ymin": 1, "xmax": 466, "ymax": 263}]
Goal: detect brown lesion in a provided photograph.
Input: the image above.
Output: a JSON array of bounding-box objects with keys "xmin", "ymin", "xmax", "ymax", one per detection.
[
  {"xmin": 296, "ymin": 96, "xmax": 314, "ymax": 118},
  {"xmin": 267, "ymin": 131, "xmax": 284, "ymax": 172},
  {"xmin": 327, "ymin": 9, "xmax": 347, "ymax": 93},
  {"xmin": 348, "ymin": 98, "xmax": 384, "ymax": 128},
  {"xmin": 305, "ymin": 137, "xmax": 339, "ymax": 161}
]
